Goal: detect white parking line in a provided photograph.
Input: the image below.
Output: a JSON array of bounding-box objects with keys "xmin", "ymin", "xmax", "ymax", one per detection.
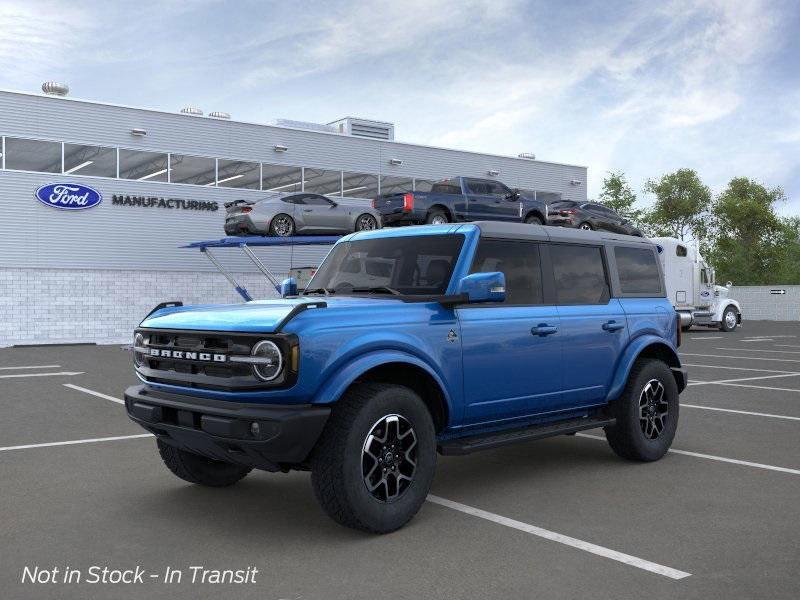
[
  {"xmin": 682, "ymin": 363, "xmax": 799, "ymax": 374},
  {"xmin": 681, "ymin": 404, "xmax": 800, "ymax": 421},
  {"xmin": 0, "ymin": 371, "xmax": 84, "ymax": 379},
  {"xmin": 738, "ymin": 339, "xmax": 773, "ymax": 342},
  {"xmin": 63, "ymin": 384, "xmax": 124, "ymax": 405},
  {"xmin": 715, "ymin": 347, "xmax": 800, "ymax": 355},
  {"xmin": 681, "ymin": 353, "xmax": 800, "ymax": 363},
  {"xmin": 0, "ymin": 364, "xmax": 61, "ymax": 371},
  {"xmin": 688, "ymin": 373, "xmax": 800, "ymax": 386},
  {"xmin": 576, "ymin": 433, "xmax": 800, "ymax": 475},
  {"xmin": 687, "ymin": 336, "xmax": 724, "ymax": 340},
  {"xmin": 712, "ymin": 382, "xmax": 800, "ymax": 394},
  {"xmin": 426, "ymin": 495, "xmax": 691, "ymax": 579},
  {"xmin": 0, "ymin": 434, "xmax": 152, "ymax": 453}
]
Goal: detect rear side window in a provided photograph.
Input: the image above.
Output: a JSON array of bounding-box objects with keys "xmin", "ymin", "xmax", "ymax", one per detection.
[
  {"xmin": 614, "ymin": 247, "xmax": 662, "ymax": 295},
  {"xmin": 550, "ymin": 245, "xmax": 610, "ymax": 304},
  {"xmin": 676, "ymin": 245, "xmax": 688, "ymax": 257},
  {"xmin": 431, "ymin": 180, "xmax": 462, "ymax": 194},
  {"xmin": 470, "ymin": 240, "xmax": 543, "ymax": 304}
]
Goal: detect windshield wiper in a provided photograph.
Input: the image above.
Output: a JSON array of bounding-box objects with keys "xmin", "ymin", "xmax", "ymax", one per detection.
[
  {"xmin": 351, "ymin": 286, "xmax": 401, "ymax": 296},
  {"xmin": 302, "ymin": 287, "xmax": 333, "ymax": 296}
]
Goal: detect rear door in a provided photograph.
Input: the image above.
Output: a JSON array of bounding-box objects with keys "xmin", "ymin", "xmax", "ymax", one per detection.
[
  {"xmin": 458, "ymin": 239, "xmax": 563, "ymax": 424},
  {"xmin": 463, "ymin": 179, "xmax": 496, "ymax": 221},
  {"xmin": 547, "ymin": 243, "xmax": 628, "ymax": 408}
]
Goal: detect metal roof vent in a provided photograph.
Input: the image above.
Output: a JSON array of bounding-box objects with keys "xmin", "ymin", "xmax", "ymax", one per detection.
[
  {"xmin": 42, "ymin": 82, "xmax": 69, "ymax": 96},
  {"xmin": 208, "ymin": 111, "xmax": 231, "ymax": 119},
  {"xmin": 328, "ymin": 117, "xmax": 395, "ymax": 141},
  {"xmin": 518, "ymin": 152, "xmax": 536, "ymax": 160},
  {"xmin": 180, "ymin": 106, "xmax": 203, "ymax": 116},
  {"xmin": 269, "ymin": 119, "xmax": 337, "ymax": 134}
]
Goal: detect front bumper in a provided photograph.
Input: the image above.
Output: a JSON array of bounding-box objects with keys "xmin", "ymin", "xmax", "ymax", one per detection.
[
  {"xmin": 124, "ymin": 385, "xmax": 330, "ymax": 471},
  {"xmin": 378, "ymin": 209, "xmax": 422, "ymax": 226},
  {"xmin": 546, "ymin": 216, "xmax": 576, "ymax": 228}
]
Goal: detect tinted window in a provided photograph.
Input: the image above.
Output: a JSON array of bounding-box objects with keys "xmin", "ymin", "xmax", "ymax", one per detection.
[
  {"xmin": 170, "ymin": 154, "xmax": 216, "ymax": 186},
  {"xmin": 281, "ymin": 195, "xmax": 305, "ymax": 205},
  {"xmin": 5, "ymin": 138, "xmax": 61, "ymax": 173},
  {"xmin": 380, "ymin": 175, "xmax": 414, "ymax": 195},
  {"xmin": 485, "ymin": 181, "xmax": 511, "ymax": 196},
  {"xmin": 263, "ymin": 164, "xmax": 302, "ymax": 193},
  {"xmin": 466, "ymin": 180, "xmax": 491, "ymax": 195},
  {"xmin": 306, "ymin": 235, "xmax": 465, "ymax": 296},
  {"xmin": 304, "ymin": 195, "xmax": 333, "ymax": 206},
  {"xmin": 676, "ymin": 245, "xmax": 688, "ymax": 257},
  {"xmin": 413, "ymin": 178, "xmax": 436, "ymax": 192},
  {"xmin": 119, "ymin": 149, "xmax": 168, "ymax": 182},
  {"xmin": 217, "ymin": 159, "xmax": 259, "ymax": 189},
  {"xmin": 470, "ymin": 240, "xmax": 543, "ymax": 304},
  {"xmin": 614, "ymin": 247, "xmax": 662, "ymax": 295},
  {"xmin": 342, "ymin": 172, "xmax": 379, "ymax": 198},
  {"xmin": 304, "ymin": 168, "xmax": 342, "ymax": 196},
  {"xmin": 64, "ymin": 144, "xmax": 117, "ymax": 177},
  {"xmin": 430, "ymin": 180, "xmax": 462, "ymax": 195},
  {"xmin": 551, "ymin": 244, "xmax": 610, "ymax": 304}
]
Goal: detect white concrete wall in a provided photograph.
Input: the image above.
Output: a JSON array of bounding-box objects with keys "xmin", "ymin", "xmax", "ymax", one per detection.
[
  {"xmin": 730, "ymin": 285, "xmax": 800, "ymax": 322},
  {"xmin": 0, "ymin": 268, "xmax": 279, "ymax": 347}
]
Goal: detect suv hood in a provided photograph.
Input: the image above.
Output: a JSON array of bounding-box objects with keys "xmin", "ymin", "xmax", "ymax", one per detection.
[{"xmin": 140, "ymin": 296, "xmax": 405, "ymax": 333}]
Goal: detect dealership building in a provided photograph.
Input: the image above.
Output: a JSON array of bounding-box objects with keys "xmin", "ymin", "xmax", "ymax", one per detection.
[{"xmin": 0, "ymin": 84, "xmax": 588, "ymax": 346}]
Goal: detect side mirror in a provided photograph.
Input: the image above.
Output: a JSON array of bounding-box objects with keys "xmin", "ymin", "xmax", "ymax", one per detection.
[
  {"xmin": 279, "ymin": 277, "xmax": 298, "ymax": 298},
  {"xmin": 505, "ymin": 188, "xmax": 520, "ymax": 200},
  {"xmin": 455, "ymin": 272, "xmax": 506, "ymax": 303}
]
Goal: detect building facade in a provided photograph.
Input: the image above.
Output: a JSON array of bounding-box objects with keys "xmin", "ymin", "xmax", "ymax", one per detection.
[{"xmin": 0, "ymin": 88, "xmax": 588, "ymax": 346}]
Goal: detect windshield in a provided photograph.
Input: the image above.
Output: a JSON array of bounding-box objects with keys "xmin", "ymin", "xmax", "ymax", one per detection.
[{"xmin": 304, "ymin": 234, "xmax": 465, "ymax": 296}]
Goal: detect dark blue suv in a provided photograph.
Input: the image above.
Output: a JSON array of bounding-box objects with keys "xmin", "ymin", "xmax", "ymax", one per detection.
[{"xmin": 125, "ymin": 222, "xmax": 686, "ymax": 533}]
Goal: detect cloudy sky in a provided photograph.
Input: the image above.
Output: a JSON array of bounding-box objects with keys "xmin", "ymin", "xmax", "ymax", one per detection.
[{"xmin": 2, "ymin": 0, "xmax": 799, "ymax": 211}]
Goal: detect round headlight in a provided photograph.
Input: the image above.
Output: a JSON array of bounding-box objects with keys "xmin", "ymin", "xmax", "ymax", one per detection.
[
  {"xmin": 133, "ymin": 333, "xmax": 146, "ymax": 367},
  {"xmin": 251, "ymin": 340, "xmax": 283, "ymax": 381}
]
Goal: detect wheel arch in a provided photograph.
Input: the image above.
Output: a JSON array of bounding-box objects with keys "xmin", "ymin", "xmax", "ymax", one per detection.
[
  {"xmin": 607, "ymin": 337, "xmax": 685, "ymax": 402},
  {"xmin": 524, "ymin": 209, "xmax": 546, "ymax": 223},
  {"xmin": 312, "ymin": 351, "xmax": 452, "ymax": 432},
  {"xmin": 428, "ymin": 204, "xmax": 453, "ymax": 221}
]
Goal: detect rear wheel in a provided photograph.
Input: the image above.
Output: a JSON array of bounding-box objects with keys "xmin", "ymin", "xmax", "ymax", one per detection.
[
  {"xmin": 270, "ymin": 214, "xmax": 295, "ymax": 237},
  {"xmin": 579, "ymin": 222, "xmax": 593, "ymax": 231},
  {"xmin": 157, "ymin": 440, "xmax": 252, "ymax": 487},
  {"xmin": 720, "ymin": 306, "xmax": 738, "ymax": 332},
  {"xmin": 426, "ymin": 209, "xmax": 449, "ymax": 225},
  {"xmin": 355, "ymin": 213, "xmax": 378, "ymax": 231},
  {"xmin": 525, "ymin": 214, "xmax": 543, "ymax": 225},
  {"xmin": 604, "ymin": 359, "xmax": 679, "ymax": 462},
  {"xmin": 310, "ymin": 383, "xmax": 436, "ymax": 533}
]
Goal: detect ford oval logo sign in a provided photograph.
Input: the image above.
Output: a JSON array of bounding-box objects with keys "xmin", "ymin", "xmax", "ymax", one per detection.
[{"xmin": 35, "ymin": 183, "xmax": 102, "ymax": 210}]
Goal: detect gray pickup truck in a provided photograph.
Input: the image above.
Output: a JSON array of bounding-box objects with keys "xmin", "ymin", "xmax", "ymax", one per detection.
[{"xmin": 372, "ymin": 177, "xmax": 548, "ymax": 227}]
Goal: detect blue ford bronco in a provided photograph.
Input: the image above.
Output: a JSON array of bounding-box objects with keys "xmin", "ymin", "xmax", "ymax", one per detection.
[{"xmin": 125, "ymin": 222, "xmax": 686, "ymax": 533}]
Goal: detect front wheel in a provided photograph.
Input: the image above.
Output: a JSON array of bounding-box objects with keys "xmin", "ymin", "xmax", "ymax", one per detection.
[
  {"xmin": 269, "ymin": 213, "xmax": 295, "ymax": 237},
  {"xmin": 720, "ymin": 306, "xmax": 738, "ymax": 332},
  {"xmin": 604, "ymin": 359, "xmax": 679, "ymax": 462},
  {"xmin": 525, "ymin": 214, "xmax": 543, "ymax": 225},
  {"xmin": 578, "ymin": 222, "xmax": 593, "ymax": 231},
  {"xmin": 310, "ymin": 383, "xmax": 437, "ymax": 533},
  {"xmin": 355, "ymin": 213, "xmax": 379, "ymax": 231},
  {"xmin": 157, "ymin": 440, "xmax": 252, "ymax": 487}
]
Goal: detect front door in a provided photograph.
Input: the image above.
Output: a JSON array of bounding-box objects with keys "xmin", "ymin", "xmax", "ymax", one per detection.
[
  {"xmin": 547, "ymin": 243, "xmax": 629, "ymax": 407},
  {"xmin": 458, "ymin": 239, "xmax": 563, "ymax": 424},
  {"xmin": 301, "ymin": 195, "xmax": 349, "ymax": 232}
]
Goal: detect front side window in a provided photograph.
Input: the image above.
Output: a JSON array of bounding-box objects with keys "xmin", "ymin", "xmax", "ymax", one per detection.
[
  {"xmin": 119, "ymin": 149, "xmax": 168, "ymax": 182},
  {"xmin": 551, "ymin": 244, "xmax": 610, "ymax": 304},
  {"xmin": 304, "ymin": 194, "xmax": 334, "ymax": 206},
  {"xmin": 4, "ymin": 137, "xmax": 61, "ymax": 173},
  {"xmin": 63, "ymin": 144, "xmax": 117, "ymax": 177},
  {"xmin": 614, "ymin": 246, "xmax": 662, "ymax": 295},
  {"xmin": 306, "ymin": 235, "xmax": 465, "ymax": 296},
  {"xmin": 676, "ymin": 245, "xmax": 688, "ymax": 257},
  {"xmin": 466, "ymin": 179, "xmax": 491, "ymax": 195},
  {"xmin": 470, "ymin": 240, "xmax": 543, "ymax": 304}
]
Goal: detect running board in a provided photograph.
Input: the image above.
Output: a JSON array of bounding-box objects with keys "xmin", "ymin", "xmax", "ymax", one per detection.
[{"xmin": 438, "ymin": 416, "xmax": 615, "ymax": 456}]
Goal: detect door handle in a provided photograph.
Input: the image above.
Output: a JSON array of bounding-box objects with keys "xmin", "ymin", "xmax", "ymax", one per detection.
[
  {"xmin": 531, "ymin": 324, "xmax": 558, "ymax": 336},
  {"xmin": 602, "ymin": 320, "xmax": 625, "ymax": 332},
  {"xmin": 303, "ymin": 209, "xmax": 313, "ymax": 213}
]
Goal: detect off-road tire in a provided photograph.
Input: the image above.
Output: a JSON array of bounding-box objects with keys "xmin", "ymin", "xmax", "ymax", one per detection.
[
  {"xmin": 604, "ymin": 359, "xmax": 679, "ymax": 462},
  {"xmin": 157, "ymin": 440, "xmax": 252, "ymax": 487},
  {"xmin": 525, "ymin": 214, "xmax": 543, "ymax": 225},
  {"xmin": 720, "ymin": 306, "xmax": 738, "ymax": 332},
  {"xmin": 269, "ymin": 213, "xmax": 295, "ymax": 237},
  {"xmin": 425, "ymin": 209, "xmax": 449, "ymax": 225},
  {"xmin": 310, "ymin": 383, "xmax": 437, "ymax": 534}
]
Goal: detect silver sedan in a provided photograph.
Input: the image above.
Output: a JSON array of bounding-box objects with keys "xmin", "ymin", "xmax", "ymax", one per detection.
[{"xmin": 224, "ymin": 193, "xmax": 382, "ymax": 237}]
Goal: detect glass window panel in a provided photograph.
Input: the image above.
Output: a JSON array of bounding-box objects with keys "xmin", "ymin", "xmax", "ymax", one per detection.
[
  {"xmin": 614, "ymin": 247, "xmax": 662, "ymax": 295},
  {"xmin": 470, "ymin": 240, "xmax": 543, "ymax": 304},
  {"xmin": 550, "ymin": 244, "xmax": 610, "ymax": 305},
  {"xmin": 5, "ymin": 137, "xmax": 61, "ymax": 173},
  {"xmin": 304, "ymin": 168, "xmax": 342, "ymax": 196},
  {"xmin": 262, "ymin": 164, "xmax": 302, "ymax": 193},
  {"xmin": 170, "ymin": 154, "xmax": 215, "ymax": 186},
  {"xmin": 413, "ymin": 178, "xmax": 436, "ymax": 192},
  {"xmin": 119, "ymin": 149, "xmax": 168, "ymax": 182},
  {"xmin": 341, "ymin": 171, "xmax": 378, "ymax": 198},
  {"xmin": 217, "ymin": 159, "xmax": 260, "ymax": 189},
  {"xmin": 63, "ymin": 144, "xmax": 117, "ymax": 177},
  {"xmin": 379, "ymin": 175, "xmax": 413, "ymax": 195}
]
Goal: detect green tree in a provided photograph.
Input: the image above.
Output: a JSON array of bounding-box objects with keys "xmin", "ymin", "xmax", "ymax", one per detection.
[
  {"xmin": 642, "ymin": 169, "xmax": 711, "ymax": 241},
  {"xmin": 598, "ymin": 171, "xmax": 641, "ymax": 222},
  {"xmin": 708, "ymin": 178, "xmax": 786, "ymax": 285}
]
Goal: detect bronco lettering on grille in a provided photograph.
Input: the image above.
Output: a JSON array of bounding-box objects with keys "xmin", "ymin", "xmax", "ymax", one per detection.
[{"xmin": 149, "ymin": 349, "xmax": 227, "ymax": 362}]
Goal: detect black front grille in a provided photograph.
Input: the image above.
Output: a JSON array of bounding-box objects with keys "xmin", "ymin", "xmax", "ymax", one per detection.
[{"xmin": 135, "ymin": 328, "xmax": 296, "ymax": 391}]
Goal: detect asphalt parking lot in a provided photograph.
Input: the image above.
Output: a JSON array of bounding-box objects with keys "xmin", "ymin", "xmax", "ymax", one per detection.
[{"xmin": 2, "ymin": 321, "xmax": 799, "ymax": 600}]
